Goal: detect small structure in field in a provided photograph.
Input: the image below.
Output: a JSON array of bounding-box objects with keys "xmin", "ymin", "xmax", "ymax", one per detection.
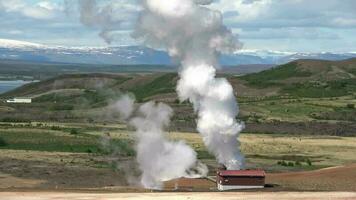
[
  {"xmin": 6, "ymin": 97, "xmax": 32, "ymax": 104},
  {"xmin": 216, "ymin": 169, "xmax": 265, "ymax": 190}
]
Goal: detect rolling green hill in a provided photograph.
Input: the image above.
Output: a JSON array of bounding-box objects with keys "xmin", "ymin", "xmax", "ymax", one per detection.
[
  {"xmin": 0, "ymin": 58, "xmax": 355, "ymax": 136},
  {"xmin": 240, "ymin": 58, "xmax": 356, "ymax": 98}
]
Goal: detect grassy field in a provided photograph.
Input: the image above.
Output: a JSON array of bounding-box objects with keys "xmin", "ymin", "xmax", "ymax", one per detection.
[
  {"xmin": 0, "ymin": 122, "xmax": 355, "ymax": 191},
  {"xmin": 0, "ymin": 123, "xmax": 134, "ymax": 155},
  {"xmin": 1, "ymin": 122, "xmax": 355, "ymax": 173}
]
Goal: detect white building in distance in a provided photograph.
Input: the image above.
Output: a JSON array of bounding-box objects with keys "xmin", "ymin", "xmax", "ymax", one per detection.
[{"xmin": 6, "ymin": 97, "xmax": 32, "ymax": 103}]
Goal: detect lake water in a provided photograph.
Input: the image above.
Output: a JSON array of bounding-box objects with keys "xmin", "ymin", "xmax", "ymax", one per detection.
[{"xmin": 0, "ymin": 80, "xmax": 34, "ymax": 94}]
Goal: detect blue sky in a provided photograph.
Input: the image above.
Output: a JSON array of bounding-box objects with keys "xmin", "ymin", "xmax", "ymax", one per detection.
[{"xmin": 0, "ymin": 0, "xmax": 356, "ymax": 52}]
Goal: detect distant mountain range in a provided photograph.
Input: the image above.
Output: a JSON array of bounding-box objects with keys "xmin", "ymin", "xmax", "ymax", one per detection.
[{"xmin": 1, "ymin": 38, "xmax": 356, "ymax": 65}]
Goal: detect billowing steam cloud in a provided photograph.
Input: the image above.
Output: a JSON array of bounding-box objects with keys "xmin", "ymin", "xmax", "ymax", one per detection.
[
  {"xmin": 76, "ymin": 0, "xmax": 244, "ymax": 187},
  {"xmin": 78, "ymin": 0, "xmax": 139, "ymax": 44},
  {"xmin": 114, "ymin": 95, "xmax": 207, "ymax": 189},
  {"xmin": 112, "ymin": 94, "xmax": 136, "ymax": 120},
  {"xmin": 134, "ymin": 0, "xmax": 245, "ymax": 169}
]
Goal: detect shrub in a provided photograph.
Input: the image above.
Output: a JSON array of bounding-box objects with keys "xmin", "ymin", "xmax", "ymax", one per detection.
[
  {"xmin": 70, "ymin": 129, "xmax": 79, "ymax": 135},
  {"xmin": 51, "ymin": 126, "xmax": 61, "ymax": 131},
  {"xmin": 277, "ymin": 160, "xmax": 288, "ymax": 166},
  {"xmin": 295, "ymin": 161, "xmax": 302, "ymax": 166},
  {"xmin": 87, "ymin": 118, "xmax": 94, "ymax": 123},
  {"xmin": 287, "ymin": 162, "xmax": 295, "ymax": 167},
  {"xmin": 0, "ymin": 137, "xmax": 7, "ymax": 147},
  {"xmin": 306, "ymin": 159, "xmax": 312, "ymax": 166},
  {"xmin": 0, "ymin": 118, "xmax": 31, "ymax": 123},
  {"xmin": 347, "ymin": 104, "xmax": 355, "ymax": 109}
]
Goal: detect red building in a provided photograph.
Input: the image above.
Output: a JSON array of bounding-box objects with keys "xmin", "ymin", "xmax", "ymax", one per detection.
[{"xmin": 216, "ymin": 169, "xmax": 266, "ymax": 190}]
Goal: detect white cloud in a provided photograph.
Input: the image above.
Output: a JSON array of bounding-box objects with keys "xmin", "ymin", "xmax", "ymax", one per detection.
[
  {"xmin": 7, "ymin": 30, "xmax": 23, "ymax": 35},
  {"xmin": 210, "ymin": 0, "xmax": 356, "ymax": 29},
  {"xmin": 0, "ymin": 0, "xmax": 355, "ymax": 52},
  {"xmin": 236, "ymin": 27, "xmax": 339, "ymax": 40},
  {"xmin": 0, "ymin": 0, "xmax": 62, "ymax": 20}
]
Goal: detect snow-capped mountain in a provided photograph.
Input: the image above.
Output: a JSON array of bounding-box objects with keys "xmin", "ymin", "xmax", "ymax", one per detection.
[
  {"xmin": 0, "ymin": 39, "xmax": 355, "ymax": 65},
  {"xmin": 0, "ymin": 39, "xmax": 45, "ymax": 49}
]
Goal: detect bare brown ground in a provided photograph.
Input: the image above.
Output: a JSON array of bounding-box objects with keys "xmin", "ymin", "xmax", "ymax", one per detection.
[
  {"xmin": 1, "ymin": 149, "xmax": 355, "ymax": 193},
  {"xmin": 0, "ymin": 150, "xmax": 132, "ymax": 190},
  {"xmin": 1, "ymin": 192, "xmax": 356, "ymax": 200},
  {"xmin": 163, "ymin": 164, "xmax": 356, "ymax": 192},
  {"xmin": 164, "ymin": 177, "xmax": 216, "ymax": 191},
  {"xmin": 267, "ymin": 164, "xmax": 356, "ymax": 191},
  {"xmin": 1, "ymin": 165, "xmax": 356, "ymax": 200}
]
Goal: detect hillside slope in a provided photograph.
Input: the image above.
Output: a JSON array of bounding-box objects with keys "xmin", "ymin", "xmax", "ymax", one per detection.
[
  {"xmin": 0, "ymin": 59, "xmax": 355, "ymax": 135},
  {"xmin": 239, "ymin": 58, "xmax": 356, "ymax": 98},
  {"xmin": 3, "ymin": 58, "xmax": 356, "ymax": 101},
  {"xmin": 1, "ymin": 73, "xmax": 177, "ymax": 102}
]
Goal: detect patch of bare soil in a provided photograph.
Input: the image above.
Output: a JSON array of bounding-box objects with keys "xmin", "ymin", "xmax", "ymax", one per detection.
[
  {"xmin": 267, "ymin": 164, "xmax": 356, "ymax": 191},
  {"xmin": 164, "ymin": 178, "xmax": 216, "ymax": 191},
  {"xmin": 0, "ymin": 150, "xmax": 134, "ymax": 190}
]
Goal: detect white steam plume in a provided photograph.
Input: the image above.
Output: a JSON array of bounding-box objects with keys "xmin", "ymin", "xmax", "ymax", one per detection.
[
  {"xmin": 111, "ymin": 94, "xmax": 136, "ymax": 120},
  {"xmin": 78, "ymin": 0, "xmax": 138, "ymax": 44},
  {"xmin": 114, "ymin": 95, "xmax": 207, "ymax": 189},
  {"xmin": 134, "ymin": 0, "xmax": 245, "ymax": 169}
]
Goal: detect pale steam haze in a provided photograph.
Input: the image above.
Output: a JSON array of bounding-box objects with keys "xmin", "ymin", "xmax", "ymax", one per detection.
[
  {"xmin": 77, "ymin": 0, "xmax": 140, "ymax": 44},
  {"xmin": 134, "ymin": 0, "xmax": 245, "ymax": 170},
  {"xmin": 113, "ymin": 95, "xmax": 208, "ymax": 189},
  {"xmin": 76, "ymin": 0, "xmax": 245, "ymax": 171},
  {"xmin": 78, "ymin": 0, "xmax": 245, "ymax": 187},
  {"xmin": 111, "ymin": 94, "xmax": 135, "ymax": 120}
]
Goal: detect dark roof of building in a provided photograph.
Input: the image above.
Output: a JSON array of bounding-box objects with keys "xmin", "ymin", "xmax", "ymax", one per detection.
[{"xmin": 217, "ymin": 170, "xmax": 266, "ymax": 177}]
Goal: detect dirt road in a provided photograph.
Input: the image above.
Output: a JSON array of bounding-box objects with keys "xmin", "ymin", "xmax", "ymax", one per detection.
[{"xmin": 1, "ymin": 192, "xmax": 356, "ymax": 200}]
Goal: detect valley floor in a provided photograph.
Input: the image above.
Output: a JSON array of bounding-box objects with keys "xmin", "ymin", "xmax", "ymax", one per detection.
[{"xmin": 0, "ymin": 132, "xmax": 356, "ymax": 192}]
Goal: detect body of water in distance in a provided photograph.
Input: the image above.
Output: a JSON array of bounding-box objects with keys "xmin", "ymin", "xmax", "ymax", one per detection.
[{"xmin": 0, "ymin": 80, "xmax": 35, "ymax": 94}]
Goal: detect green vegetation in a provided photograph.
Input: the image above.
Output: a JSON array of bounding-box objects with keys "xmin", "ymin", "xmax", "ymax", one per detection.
[
  {"xmin": 0, "ymin": 118, "xmax": 31, "ymax": 123},
  {"xmin": 1, "ymin": 59, "xmax": 356, "ymax": 189},
  {"xmin": 0, "ymin": 137, "xmax": 7, "ymax": 147},
  {"xmin": 70, "ymin": 128, "xmax": 79, "ymax": 135},
  {"xmin": 310, "ymin": 109, "xmax": 356, "ymax": 122},
  {"xmin": 347, "ymin": 104, "xmax": 355, "ymax": 109},
  {"xmin": 104, "ymin": 139, "xmax": 135, "ymax": 157},
  {"xmin": 306, "ymin": 158, "xmax": 313, "ymax": 166},
  {"xmin": 282, "ymin": 79, "xmax": 356, "ymax": 98},
  {"xmin": 130, "ymin": 73, "xmax": 177, "ymax": 101},
  {"xmin": 1, "ymin": 59, "xmax": 356, "ymax": 136},
  {"xmin": 0, "ymin": 128, "xmax": 134, "ymax": 156},
  {"xmin": 0, "ymin": 123, "xmax": 355, "ymax": 174},
  {"xmin": 347, "ymin": 68, "xmax": 356, "ymax": 76},
  {"xmin": 277, "ymin": 158, "xmax": 313, "ymax": 167},
  {"xmin": 0, "ymin": 130, "xmax": 98, "ymax": 153},
  {"xmin": 241, "ymin": 62, "xmax": 312, "ymax": 87}
]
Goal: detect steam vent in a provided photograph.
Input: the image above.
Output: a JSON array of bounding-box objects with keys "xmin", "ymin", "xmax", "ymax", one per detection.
[{"xmin": 216, "ymin": 169, "xmax": 266, "ymax": 191}]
